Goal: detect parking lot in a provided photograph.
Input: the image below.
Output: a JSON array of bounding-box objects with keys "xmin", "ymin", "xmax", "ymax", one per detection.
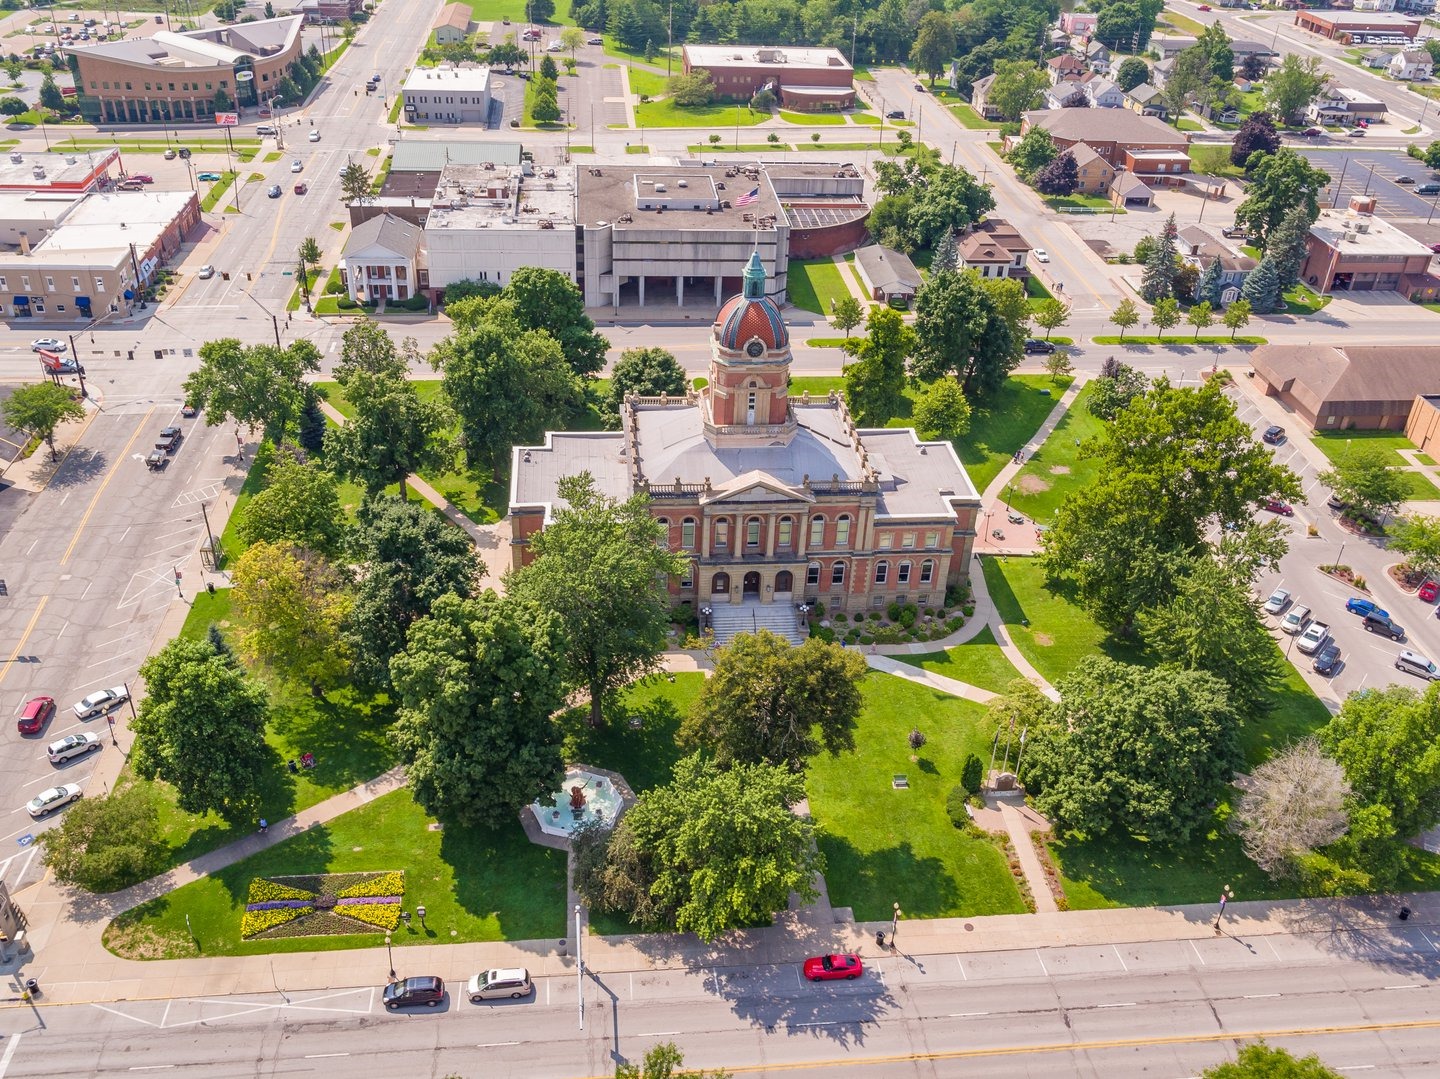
[{"xmin": 1295, "ymin": 147, "xmax": 1440, "ymax": 221}]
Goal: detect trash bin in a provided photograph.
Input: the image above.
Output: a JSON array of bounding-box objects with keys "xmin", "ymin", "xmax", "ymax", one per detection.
[{"xmin": 24, "ymin": 977, "xmax": 39, "ymax": 995}]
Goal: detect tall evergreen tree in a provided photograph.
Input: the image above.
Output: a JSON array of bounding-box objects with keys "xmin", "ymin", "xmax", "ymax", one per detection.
[
  {"xmin": 1198, "ymin": 257, "xmax": 1223, "ymax": 306},
  {"xmin": 1265, "ymin": 204, "xmax": 1313, "ymax": 291},
  {"xmin": 1240, "ymin": 256, "xmax": 1282, "ymax": 314},
  {"xmin": 1139, "ymin": 214, "xmax": 1180, "ymax": 303},
  {"xmin": 931, "ymin": 227, "xmax": 958, "ymax": 273}
]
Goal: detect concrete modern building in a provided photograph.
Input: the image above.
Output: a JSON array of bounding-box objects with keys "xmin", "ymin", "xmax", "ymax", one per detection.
[
  {"xmin": 1302, "ymin": 196, "xmax": 1437, "ymax": 296},
  {"xmin": 432, "ymin": 3, "xmax": 473, "ymax": 44},
  {"xmin": 682, "ymin": 45, "xmax": 854, "ymax": 110},
  {"xmin": 509, "ymin": 254, "xmax": 981, "ymax": 640},
  {"xmin": 402, "ymin": 64, "xmax": 492, "ymax": 125},
  {"xmin": 424, "ymin": 162, "xmax": 577, "ymax": 300},
  {"xmin": 1253, "ymin": 344, "xmax": 1440, "ymax": 430},
  {"xmin": 0, "ymin": 149, "xmax": 120, "ymax": 195},
  {"xmin": 65, "ymin": 15, "xmax": 305, "ymax": 124},
  {"xmin": 0, "ymin": 189, "xmax": 200, "ymax": 321},
  {"xmin": 853, "ymin": 245, "xmax": 920, "ymax": 304},
  {"xmin": 1293, "ymin": 10, "xmax": 1421, "ymax": 42},
  {"xmin": 339, "ymin": 213, "xmax": 425, "ymax": 305}
]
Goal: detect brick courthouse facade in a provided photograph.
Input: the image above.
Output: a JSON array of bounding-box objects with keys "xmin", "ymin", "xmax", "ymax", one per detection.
[{"xmin": 509, "ymin": 255, "xmax": 982, "ymax": 622}]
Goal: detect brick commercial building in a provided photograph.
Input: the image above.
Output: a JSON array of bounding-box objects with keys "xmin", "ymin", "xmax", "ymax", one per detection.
[
  {"xmin": 64, "ymin": 15, "xmax": 305, "ymax": 124},
  {"xmin": 509, "ymin": 254, "xmax": 981, "ymax": 641},
  {"xmin": 1302, "ymin": 196, "xmax": 1437, "ymax": 297},
  {"xmin": 1293, "ymin": 10, "xmax": 1421, "ymax": 41},
  {"xmin": 1252, "ymin": 344, "xmax": 1440, "ymax": 430},
  {"xmin": 681, "ymin": 45, "xmax": 854, "ymax": 111},
  {"xmin": 1018, "ymin": 109, "xmax": 1189, "ymax": 167},
  {"xmin": 0, "ymin": 189, "xmax": 200, "ymax": 321}
]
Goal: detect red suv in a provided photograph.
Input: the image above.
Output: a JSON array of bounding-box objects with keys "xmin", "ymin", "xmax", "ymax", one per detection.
[{"xmin": 17, "ymin": 696, "xmax": 56, "ymax": 735}]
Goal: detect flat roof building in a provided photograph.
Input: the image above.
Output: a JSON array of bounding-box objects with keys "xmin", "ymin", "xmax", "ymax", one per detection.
[
  {"xmin": 65, "ymin": 15, "xmax": 305, "ymax": 125},
  {"xmin": 1294, "ymin": 10, "xmax": 1421, "ymax": 40},
  {"xmin": 1302, "ymin": 196, "xmax": 1435, "ymax": 296},
  {"xmin": 402, "ymin": 64, "xmax": 492, "ymax": 125},
  {"xmin": 0, "ymin": 148, "xmax": 120, "ymax": 195},
  {"xmin": 0, "ymin": 188, "xmax": 199, "ymax": 321},
  {"xmin": 682, "ymin": 45, "xmax": 854, "ymax": 111}
]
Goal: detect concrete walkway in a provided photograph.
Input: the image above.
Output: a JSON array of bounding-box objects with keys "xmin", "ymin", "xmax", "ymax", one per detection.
[
  {"xmin": 863, "ymin": 654, "xmax": 998, "ymax": 703},
  {"xmin": 1000, "ymin": 801, "xmax": 1058, "ymax": 914}
]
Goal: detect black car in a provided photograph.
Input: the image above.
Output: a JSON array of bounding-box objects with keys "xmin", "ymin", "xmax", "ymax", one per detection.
[
  {"xmin": 1261, "ymin": 425, "xmax": 1286, "ymax": 445},
  {"xmin": 156, "ymin": 426, "xmax": 182, "ymax": 453},
  {"xmin": 383, "ymin": 976, "xmax": 444, "ymax": 1010},
  {"xmin": 1396, "ymin": 175, "xmax": 1417, "ymax": 185},
  {"xmin": 1363, "ymin": 613, "xmax": 1405, "ymax": 641},
  {"xmin": 1023, "ymin": 339, "xmax": 1056, "ymax": 354},
  {"xmin": 1312, "ymin": 641, "xmax": 1342, "ymax": 676},
  {"xmin": 886, "ymin": 110, "xmax": 905, "ymax": 120}
]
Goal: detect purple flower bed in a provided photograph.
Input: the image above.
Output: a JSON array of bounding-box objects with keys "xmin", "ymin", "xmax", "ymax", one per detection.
[
  {"xmin": 246, "ymin": 899, "xmax": 315, "ymax": 912},
  {"xmin": 335, "ymin": 896, "xmax": 401, "ymax": 906}
]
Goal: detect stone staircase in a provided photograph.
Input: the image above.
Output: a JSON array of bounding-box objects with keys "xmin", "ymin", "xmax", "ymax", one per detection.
[{"xmin": 709, "ymin": 601, "xmax": 805, "ymax": 646}]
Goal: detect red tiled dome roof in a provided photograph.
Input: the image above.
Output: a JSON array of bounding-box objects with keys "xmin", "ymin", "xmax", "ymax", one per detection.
[{"xmin": 714, "ymin": 293, "xmax": 790, "ymax": 353}]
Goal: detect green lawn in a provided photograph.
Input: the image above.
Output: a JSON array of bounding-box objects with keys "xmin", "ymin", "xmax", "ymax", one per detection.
[
  {"xmin": 562, "ymin": 673, "xmax": 706, "ymax": 795},
  {"xmin": 779, "ymin": 109, "xmax": 844, "ymax": 125},
  {"xmin": 635, "ymin": 99, "xmax": 765, "ymax": 128},
  {"xmin": 1044, "ymin": 193, "xmax": 1115, "ymax": 212},
  {"xmin": 949, "ymin": 103, "xmax": 1002, "ymax": 129},
  {"xmin": 1092, "ymin": 335, "xmax": 1268, "ymax": 347},
  {"xmin": 897, "ymin": 626, "xmax": 1024, "ymax": 694},
  {"xmin": 627, "ymin": 66, "xmax": 669, "ymax": 98},
  {"xmin": 689, "ymin": 143, "xmax": 783, "ymax": 153},
  {"xmin": 807, "ymin": 673, "xmax": 1028, "ymax": 920},
  {"xmin": 958, "ymin": 375, "xmax": 1074, "ymax": 494},
  {"xmin": 198, "ymin": 171, "xmax": 237, "ymax": 212},
  {"xmin": 1312, "ymin": 431, "xmax": 1440, "ymax": 500},
  {"xmin": 1005, "ymin": 382, "xmax": 1105, "ymax": 524},
  {"xmin": 1282, "ymin": 282, "xmax": 1331, "ymax": 315},
  {"xmin": 1176, "ymin": 117, "xmax": 1203, "ymax": 132},
  {"xmin": 464, "ymin": 0, "xmax": 572, "ymax": 21},
  {"xmin": 603, "ymin": 36, "xmax": 677, "ymax": 66},
  {"xmin": 787, "ymin": 257, "xmax": 850, "ymax": 315},
  {"xmin": 103, "ymin": 788, "xmax": 566, "ymax": 959}
]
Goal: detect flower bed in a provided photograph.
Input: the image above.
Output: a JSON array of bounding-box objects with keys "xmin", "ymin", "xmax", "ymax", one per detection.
[{"xmin": 241, "ymin": 872, "xmax": 405, "ymax": 939}]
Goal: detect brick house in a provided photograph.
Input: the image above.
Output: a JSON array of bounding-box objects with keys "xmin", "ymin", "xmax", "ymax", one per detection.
[
  {"xmin": 508, "ymin": 255, "xmax": 982, "ymax": 640},
  {"xmin": 1301, "ymin": 196, "xmax": 1438, "ymax": 296},
  {"xmin": 1018, "ymin": 109, "xmax": 1190, "ymax": 166},
  {"xmin": 1069, "ymin": 142, "xmax": 1117, "ymax": 194}
]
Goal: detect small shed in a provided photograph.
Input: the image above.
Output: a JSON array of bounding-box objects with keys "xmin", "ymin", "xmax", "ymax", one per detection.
[{"xmin": 853, "ymin": 245, "xmax": 922, "ymax": 305}]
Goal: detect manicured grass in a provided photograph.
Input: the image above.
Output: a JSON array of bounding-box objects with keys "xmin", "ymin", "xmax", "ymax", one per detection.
[
  {"xmin": 1160, "ymin": 10, "xmax": 1208, "ymax": 34},
  {"xmin": 1282, "ymin": 282, "xmax": 1331, "ymax": 315},
  {"xmin": 949, "ymin": 103, "xmax": 1002, "ymax": 129},
  {"xmin": 897, "ymin": 626, "xmax": 1024, "ymax": 694},
  {"xmin": 562, "ymin": 673, "xmax": 706, "ymax": 795},
  {"xmin": 286, "ymin": 267, "xmax": 322, "ymax": 313},
  {"xmin": 625, "ymin": 144, "xmax": 650, "ymax": 154},
  {"xmin": 804, "ymin": 337, "xmax": 850, "ymax": 347},
  {"xmin": 216, "ymin": 441, "xmax": 274, "ymax": 561},
  {"xmin": 262, "ymin": 151, "xmax": 282, "ymax": 163},
  {"xmin": 807, "ymin": 673, "xmax": 1027, "ymax": 920},
  {"xmin": 603, "ymin": 35, "xmax": 676, "ymax": 66},
  {"xmin": 388, "ymin": 95, "xmax": 403, "ymax": 124},
  {"xmin": 635, "ymin": 99, "xmax": 765, "ymax": 128},
  {"xmin": 1176, "ymin": 117, "xmax": 1203, "ymax": 132},
  {"xmin": 1044, "ymin": 193, "xmax": 1117, "ymax": 212},
  {"xmin": 1311, "ymin": 430, "xmax": 1440, "ymax": 500},
  {"xmin": 780, "ymin": 109, "xmax": 844, "ymax": 125},
  {"xmin": 689, "ymin": 143, "xmax": 783, "ymax": 153},
  {"xmin": 958, "ymin": 374, "xmax": 1074, "ymax": 494},
  {"xmin": 627, "ymin": 66, "xmax": 669, "ymax": 98},
  {"xmin": 786, "ymin": 257, "xmax": 850, "ymax": 315},
  {"xmin": 1091, "ymin": 335, "xmax": 1268, "ymax": 346},
  {"xmin": 104, "ymin": 789, "xmax": 566, "ymax": 959},
  {"xmin": 198, "ymin": 171, "xmax": 237, "ymax": 212},
  {"xmin": 1005, "ymin": 383, "xmax": 1104, "ymax": 524}
]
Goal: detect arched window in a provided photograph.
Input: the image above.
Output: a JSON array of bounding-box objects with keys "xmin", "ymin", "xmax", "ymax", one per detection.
[
  {"xmin": 806, "ymin": 561, "xmax": 821, "ymax": 587},
  {"xmin": 898, "ymin": 561, "xmax": 912, "ymax": 585},
  {"xmin": 656, "ymin": 518, "xmax": 671, "ymax": 548},
  {"xmin": 777, "ymin": 516, "xmax": 793, "ymax": 549},
  {"xmin": 831, "ymin": 561, "xmax": 846, "ymax": 586},
  {"xmin": 920, "ymin": 559, "xmax": 935, "ymax": 584},
  {"xmin": 681, "ymin": 518, "xmax": 696, "ymax": 549},
  {"xmin": 809, "ymin": 515, "xmax": 825, "ymax": 547},
  {"xmin": 835, "ymin": 514, "xmax": 852, "ymax": 548},
  {"xmin": 746, "ymin": 516, "xmax": 762, "ymax": 548},
  {"xmin": 714, "ymin": 518, "xmax": 729, "ymax": 550},
  {"xmin": 874, "ymin": 560, "xmax": 889, "ymax": 585}
]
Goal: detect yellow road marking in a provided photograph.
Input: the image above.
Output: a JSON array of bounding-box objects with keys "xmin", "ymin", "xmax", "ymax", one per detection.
[
  {"xmin": 60, "ymin": 407, "xmax": 154, "ymax": 566},
  {"xmin": 0, "ymin": 596, "xmax": 48, "ymax": 690}
]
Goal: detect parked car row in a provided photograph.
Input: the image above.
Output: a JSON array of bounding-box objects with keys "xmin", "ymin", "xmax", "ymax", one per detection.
[{"xmin": 1267, "ymin": 580, "xmax": 1440, "ymax": 682}]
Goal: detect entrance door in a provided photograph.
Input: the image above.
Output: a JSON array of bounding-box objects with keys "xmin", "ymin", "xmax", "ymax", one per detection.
[
  {"xmin": 711, "ymin": 572, "xmax": 730, "ymax": 596},
  {"xmin": 775, "ymin": 570, "xmax": 793, "ymax": 593},
  {"xmin": 743, "ymin": 571, "xmax": 761, "ymax": 597}
]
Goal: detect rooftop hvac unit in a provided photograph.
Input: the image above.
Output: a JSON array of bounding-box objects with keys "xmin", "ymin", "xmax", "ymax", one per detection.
[{"xmin": 655, "ymin": 183, "xmax": 667, "ymax": 192}]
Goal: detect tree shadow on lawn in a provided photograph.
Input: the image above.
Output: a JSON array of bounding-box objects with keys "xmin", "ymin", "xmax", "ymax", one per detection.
[
  {"xmin": 266, "ymin": 683, "xmax": 398, "ymax": 793},
  {"xmin": 440, "ymin": 819, "xmax": 567, "ymax": 943}
]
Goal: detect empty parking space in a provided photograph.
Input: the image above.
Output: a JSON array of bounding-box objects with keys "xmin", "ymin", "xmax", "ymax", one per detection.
[{"xmin": 1296, "ymin": 149, "xmax": 1440, "ymax": 220}]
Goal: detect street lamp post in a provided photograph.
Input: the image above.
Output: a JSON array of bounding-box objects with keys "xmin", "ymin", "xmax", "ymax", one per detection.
[
  {"xmin": 890, "ymin": 902, "xmax": 902, "ymax": 949},
  {"xmin": 575, "ymin": 904, "xmax": 584, "ymax": 1030},
  {"xmin": 65, "ymin": 333, "xmax": 88, "ymax": 399},
  {"xmin": 384, "ymin": 930, "xmax": 395, "ymax": 979},
  {"xmin": 1214, "ymin": 884, "xmax": 1233, "ymax": 931}
]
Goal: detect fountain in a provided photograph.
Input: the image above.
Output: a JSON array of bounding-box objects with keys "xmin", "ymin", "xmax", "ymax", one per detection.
[{"xmin": 532, "ymin": 766, "xmax": 628, "ymax": 840}]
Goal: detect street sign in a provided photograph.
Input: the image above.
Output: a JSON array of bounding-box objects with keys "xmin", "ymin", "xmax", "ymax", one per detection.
[{"xmin": 215, "ymin": 112, "xmax": 238, "ymax": 126}]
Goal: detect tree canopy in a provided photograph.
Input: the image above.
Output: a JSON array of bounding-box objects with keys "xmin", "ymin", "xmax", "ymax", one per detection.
[
  {"xmin": 507, "ymin": 472, "xmax": 686, "ymax": 727},
  {"xmin": 1024, "ymin": 658, "xmax": 1240, "ymax": 844},
  {"xmin": 183, "ymin": 338, "xmax": 321, "ymax": 444},
  {"xmin": 39, "ymin": 785, "xmax": 166, "ymax": 893},
  {"xmin": 1320, "ymin": 682, "xmax": 1440, "ymax": 838},
  {"xmin": 1318, "ymin": 443, "xmax": 1408, "ymax": 523},
  {"xmin": 605, "ymin": 346, "xmax": 688, "ymax": 419},
  {"xmin": 842, "ymin": 305, "xmax": 913, "ymax": 426},
  {"xmin": 236, "ymin": 447, "xmax": 346, "ymax": 556},
  {"xmin": 390, "ymin": 591, "xmax": 567, "ymax": 828},
  {"xmin": 1235, "ymin": 148, "xmax": 1330, "ymax": 249},
  {"xmin": 1, "ymin": 381, "xmax": 86, "ymax": 460},
  {"xmin": 232, "ymin": 541, "xmax": 352, "ymax": 694},
  {"xmin": 132, "ymin": 636, "xmax": 271, "ymax": 822},
  {"xmin": 911, "ymin": 269, "xmax": 1022, "ymax": 401},
  {"xmin": 680, "ymin": 632, "xmax": 867, "ymax": 773},
  {"xmin": 325, "ymin": 366, "xmax": 450, "ymax": 499},
  {"xmin": 501, "ymin": 267, "xmax": 609, "ymax": 377}
]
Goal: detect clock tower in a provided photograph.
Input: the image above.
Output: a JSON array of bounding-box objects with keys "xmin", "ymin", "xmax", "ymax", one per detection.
[{"xmin": 703, "ymin": 253, "xmax": 798, "ymax": 447}]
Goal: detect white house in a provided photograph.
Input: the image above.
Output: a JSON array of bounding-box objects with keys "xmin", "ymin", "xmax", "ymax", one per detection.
[
  {"xmin": 340, "ymin": 214, "xmax": 424, "ymax": 305},
  {"xmin": 1389, "ymin": 49, "xmax": 1434, "ymax": 80}
]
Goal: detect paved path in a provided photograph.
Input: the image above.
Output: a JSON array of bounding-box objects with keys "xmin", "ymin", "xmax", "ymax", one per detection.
[
  {"xmin": 1000, "ymin": 801, "xmax": 1058, "ymax": 914},
  {"xmin": 863, "ymin": 653, "xmax": 998, "ymax": 703}
]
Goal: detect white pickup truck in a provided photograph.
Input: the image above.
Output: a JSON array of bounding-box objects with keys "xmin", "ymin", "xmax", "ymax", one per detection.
[{"xmin": 1298, "ymin": 621, "xmax": 1331, "ymax": 655}]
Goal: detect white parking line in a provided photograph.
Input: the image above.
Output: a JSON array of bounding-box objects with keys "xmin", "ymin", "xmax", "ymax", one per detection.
[{"xmin": 1113, "ymin": 945, "xmax": 1128, "ymax": 972}]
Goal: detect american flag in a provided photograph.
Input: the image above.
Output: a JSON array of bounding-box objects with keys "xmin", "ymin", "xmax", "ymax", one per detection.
[{"xmin": 735, "ymin": 186, "xmax": 760, "ymax": 207}]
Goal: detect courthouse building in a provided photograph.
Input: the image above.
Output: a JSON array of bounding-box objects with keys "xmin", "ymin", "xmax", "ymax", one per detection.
[{"xmin": 508, "ymin": 255, "xmax": 981, "ymax": 642}]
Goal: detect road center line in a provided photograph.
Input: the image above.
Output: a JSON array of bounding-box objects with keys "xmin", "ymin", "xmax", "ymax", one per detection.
[
  {"xmin": 304, "ymin": 1053, "xmax": 351, "ymax": 1058},
  {"xmin": 474, "ymin": 1042, "xmax": 518, "ymax": 1049},
  {"xmin": 61, "ymin": 407, "xmax": 156, "ymax": 566},
  {"xmin": 0, "ymin": 596, "xmax": 48, "ymax": 690}
]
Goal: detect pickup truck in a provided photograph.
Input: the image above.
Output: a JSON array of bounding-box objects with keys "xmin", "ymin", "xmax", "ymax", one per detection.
[{"xmin": 1297, "ymin": 621, "xmax": 1330, "ymax": 655}]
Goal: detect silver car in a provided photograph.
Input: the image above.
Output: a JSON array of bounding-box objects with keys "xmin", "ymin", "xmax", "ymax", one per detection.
[
  {"xmin": 73, "ymin": 685, "xmax": 128, "ymax": 719},
  {"xmin": 1262, "ymin": 587, "xmax": 1290, "ymax": 616},
  {"xmin": 28, "ymin": 784, "xmax": 82, "ymax": 818},
  {"xmin": 47, "ymin": 732, "xmax": 102, "ymax": 764}
]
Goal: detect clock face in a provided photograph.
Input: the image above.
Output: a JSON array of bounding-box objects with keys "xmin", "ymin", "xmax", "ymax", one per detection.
[{"xmin": 746, "ymin": 339, "xmax": 765, "ymax": 358}]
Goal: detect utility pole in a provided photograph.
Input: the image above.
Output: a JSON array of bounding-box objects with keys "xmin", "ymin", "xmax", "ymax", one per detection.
[
  {"xmin": 65, "ymin": 333, "xmax": 88, "ymax": 398},
  {"xmin": 667, "ymin": 2, "xmax": 673, "ymax": 78}
]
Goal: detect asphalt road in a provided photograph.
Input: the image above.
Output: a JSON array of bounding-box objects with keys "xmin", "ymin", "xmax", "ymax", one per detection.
[{"xmin": 5, "ymin": 919, "xmax": 1440, "ymax": 1077}]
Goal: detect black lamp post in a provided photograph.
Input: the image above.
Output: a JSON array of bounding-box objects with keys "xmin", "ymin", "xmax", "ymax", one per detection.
[{"xmin": 384, "ymin": 930, "xmax": 395, "ymax": 979}]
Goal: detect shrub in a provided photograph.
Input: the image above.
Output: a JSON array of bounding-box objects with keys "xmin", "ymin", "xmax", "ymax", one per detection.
[
  {"xmin": 337, "ymin": 296, "xmax": 358, "ymax": 310},
  {"xmin": 946, "ymin": 615, "xmax": 965, "ymax": 631},
  {"xmin": 897, "ymin": 604, "xmax": 917, "ymax": 628},
  {"xmin": 868, "ymin": 611, "xmax": 882, "ymax": 622},
  {"xmin": 811, "ymin": 625, "xmax": 836, "ymax": 643},
  {"xmin": 398, "ymin": 293, "xmax": 429, "ymax": 311},
  {"xmin": 812, "ymin": 601, "xmax": 825, "ymax": 618},
  {"xmin": 886, "ymin": 601, "xmax": 902, "ymax": 622},
  {"xmin": 961, "ymin": 753, "xmax": 984, "ymax": 794},
  {"xmin": 858, "ymin": 634, "xmax": 875, "ymax": 645},
  {"xmin": 834, "ymin": 613, "xmax": 848, "ymax": 624},
  {"xmin": 945, "ymin": 784, "xmax": 971, "ymax": 828}
]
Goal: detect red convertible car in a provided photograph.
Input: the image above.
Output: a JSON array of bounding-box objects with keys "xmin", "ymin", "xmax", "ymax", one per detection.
[{"xmin": 803, "ymin": 954, "xmax": 864, "ymax": 981}]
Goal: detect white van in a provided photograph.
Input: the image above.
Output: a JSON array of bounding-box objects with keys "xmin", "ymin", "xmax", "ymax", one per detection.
[
  {"xmin": 1395, "ymin": 649, "xmax": 1440, "ymax": 681},
  {"xmin": 466, "ymin": 968, "xmax": 532, "ymax": 1001},
  {"xmin": 255, "ymin": 124, "xmax": 277, "ymax": 136}
]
